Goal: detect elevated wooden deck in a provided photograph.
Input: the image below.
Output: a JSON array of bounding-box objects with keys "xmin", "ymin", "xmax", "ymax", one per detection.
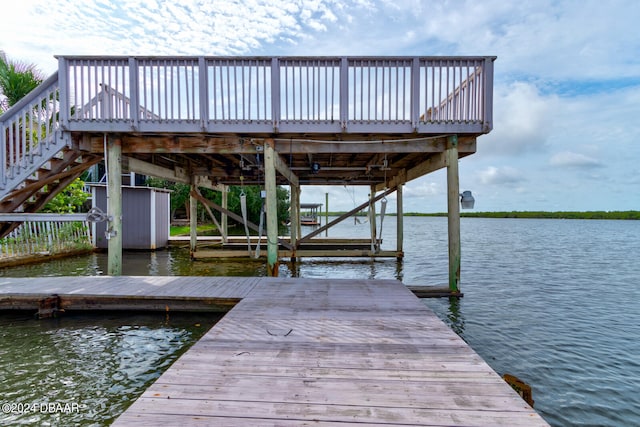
[
  {"xmin": 6, "ymin": 276, "xmax": 545, "ymax": 427},
  {"xmin": 0, "ymin": 55, "xmax": 496, "ymax": 286}
]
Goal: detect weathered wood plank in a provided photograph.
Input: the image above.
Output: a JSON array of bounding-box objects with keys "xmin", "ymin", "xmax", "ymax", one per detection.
[
  {"xmin": 113, "ymin": 277, "xmax": 549, "ymax": 426},
  {"xmin": 0, "ymin": 276, "xmax": 259, "ymax": 312}
]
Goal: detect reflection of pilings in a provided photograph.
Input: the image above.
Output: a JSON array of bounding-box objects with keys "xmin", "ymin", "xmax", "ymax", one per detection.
[
  {"xmin": 446, "ymin": 296, "xmax": 466, "ymax": 338},
  {"xmin": 394, "ymin": 258, "xmax": 404, "ymax": 282}
]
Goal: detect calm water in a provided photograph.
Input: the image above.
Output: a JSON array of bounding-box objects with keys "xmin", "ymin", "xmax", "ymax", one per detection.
[
  {"xmin": 1, "ymin": 216, "xmax": 639, "ymax": 426},
  {"xmin": 0, "ymin": 311, "xmax": 221, "ymax": 426}
]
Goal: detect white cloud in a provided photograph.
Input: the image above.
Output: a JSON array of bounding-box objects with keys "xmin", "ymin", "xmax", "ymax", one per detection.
[
  {"xmin": 1, "ymin": 0, "xmax": 639, "ymax": 212},
  {"xmin": 477, "ymin": 166, "xmax": 525, "ymax": 186},
  {"xmin": 549, "ymin": 151, "xmax": 603, "ymax": 168},
  {"xmin": 404, "ymin": 181, "xmax": 441, "ymax": 197},
  {"xmin": 479, "ymin": 82, "xmax": 556, "ymax": 156}
]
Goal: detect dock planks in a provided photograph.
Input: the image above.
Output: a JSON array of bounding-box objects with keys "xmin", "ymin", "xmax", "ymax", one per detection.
[
  {"xmin": 0, "ymin": 276, "xmax": 261, "ymax": 312},
  {"xmin": 110, "ymin": 277, "xmax": 549, "ymax": 426}
]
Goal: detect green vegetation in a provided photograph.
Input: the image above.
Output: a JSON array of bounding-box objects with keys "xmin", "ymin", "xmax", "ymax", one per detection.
[
  {"xmin": 0, "ymin": 50, "xmax": 45, "ymax": 113},
  {"xmin": 146, "ymin": 179, "xmax": 290, "ymax": 228},
  {"xmin": 41, "ymin": 178, "xmax": 90, "ymax": 213},
  {"xmin": 170, "ymin": 224, "xmax": 219, "ymax": 237}
]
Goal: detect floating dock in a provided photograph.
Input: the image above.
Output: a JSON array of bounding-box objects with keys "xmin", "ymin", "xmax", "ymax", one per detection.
[{"xmin": 0, "ymin": 276, "xmax": 548, "ymax": 425}]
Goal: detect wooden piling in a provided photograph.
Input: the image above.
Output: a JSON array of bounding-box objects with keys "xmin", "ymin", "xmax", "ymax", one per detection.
[
  {"xmin": 107, "ymin": 135, "xmax": 122, "ymax": 276},
  {"xmin": 397, "ymin": 184, "xmax": 404, "ymax": 259},
  {"xmin": 221, "ymin": 185, "xmax": 228, "ymax": 243},
  {"xmin": 264, "ymin": 140, "xmax": 279, "ymax": 276},
  {"xmin": 446, "ymin": 135, "xmax": 461, "ymax": 293},
  {"xmin": 189, "ymin": 186, "xmax": 198, "ymax": 256}
]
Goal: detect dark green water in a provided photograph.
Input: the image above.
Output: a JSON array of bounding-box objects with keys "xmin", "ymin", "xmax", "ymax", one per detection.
[
  {"xmin": 1, "ymin": 216, "xmax": 639, "ymax": 426},
  {"xmin": 0, "ymin": 311, "xmax": 220, "ymax": 426}
]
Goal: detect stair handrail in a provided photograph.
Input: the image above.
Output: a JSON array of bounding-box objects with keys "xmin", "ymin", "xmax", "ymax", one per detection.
[{"xmin": 0, "ymin": 72, "xmax": 62, "ymax": 189}]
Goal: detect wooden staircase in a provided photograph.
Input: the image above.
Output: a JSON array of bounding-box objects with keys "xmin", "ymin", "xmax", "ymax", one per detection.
[
  {"xmin": 0, "ymin": 146, "xmax": 101, "ymax": 237},
  {"xmin": 0, "ymin": 72, "xmax": 102, "ymax": 238}
]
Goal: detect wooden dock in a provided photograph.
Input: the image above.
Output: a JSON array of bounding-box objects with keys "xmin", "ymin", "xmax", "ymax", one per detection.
[
  {"xmin": 12, "ymin": 276, "xmax": 547, "ymax": 426},
  {"xmin": 0, "ymin": 276, "xmax": 260, "ymax": 313},
  {"xmin": 170, "ymin": 236, "xmax": 398, "ymax": 259}
]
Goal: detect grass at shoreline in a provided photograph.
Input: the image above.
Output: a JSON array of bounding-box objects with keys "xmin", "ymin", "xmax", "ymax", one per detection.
[{"xmin": 412, "ymin": 211, "xmax": 640, "ymax": 220}]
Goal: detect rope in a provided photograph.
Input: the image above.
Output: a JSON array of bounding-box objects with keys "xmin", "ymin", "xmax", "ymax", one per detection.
[
  {"xmin": 369, "ymin": 200, "xmax": 376, "ymax": 253},
  {"xmin": 254, "ymin": 200, "xmax": 265, "ymax": 258},
  {"xmin": 377, "ymin": 196, "xmax": 387, "ymax": 253},
  {"xmin": 240, "ymin": 190, "xmax": 252, "ymax": 256}
]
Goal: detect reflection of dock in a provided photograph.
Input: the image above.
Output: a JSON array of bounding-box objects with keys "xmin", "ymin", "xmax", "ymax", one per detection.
[{"xmin": 0, "ymin": 276, "xmax": 548, "ymax": 425}]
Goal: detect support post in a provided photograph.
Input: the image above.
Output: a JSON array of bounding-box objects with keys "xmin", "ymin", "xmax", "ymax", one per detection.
[
  {"xmin": 190, "ymin": 186, "xmax": 198, "ymax": 257},
  {"xmin": 296, "ymin": 188, "xmax": 302, "ymax": 244},
  {"xmin": 369, "ymin": 186, "xmax": 377, "ymax": 252},
  {"xmin": 107, "ymin": 135, "xmax": 122, "ymax": 276},
  {"xmin": 290, "ymin": 184, "xmax": 299, "ymax": 257},
  {"xmin": 396, "ymin": 184, "xmax": 404, "ymax": 259},
  {"xmin": 325, "ymin": 192, "xmax": 329, "ymax": 237},
  {"xmin": 221, "ymin": 185, "xmax": 228, "ymax": 243},
  {"xmin": 446, "ymin": 135, "xmax": 461, "ymax": 293},
  {"xmin": 264, "ymin": 140, "xmax": 279, "ymax": 276}
]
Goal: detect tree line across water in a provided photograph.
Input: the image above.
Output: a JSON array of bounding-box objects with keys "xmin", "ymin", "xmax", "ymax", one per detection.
[
  {"xmin": 324, "ymin": 211, "xmax": 639, "ymax": 220},
  {"xmin": 402, "ymin": 211, "xmax": 640, "ymax": 220}
]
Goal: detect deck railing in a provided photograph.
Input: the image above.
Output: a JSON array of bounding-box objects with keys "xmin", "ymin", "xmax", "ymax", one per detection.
[
  {"xmin": 58, "ymin": 55, "xmax": 495, "ymax": 134},
  {"xmin": 0, "ymin": 214, "xmax": 92, "ymax": 260}
]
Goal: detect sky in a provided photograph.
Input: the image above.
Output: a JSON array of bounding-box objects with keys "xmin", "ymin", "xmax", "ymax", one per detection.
[{"xmin": 2, "ymin": 0, "xmax": 639, "ymax": 213}]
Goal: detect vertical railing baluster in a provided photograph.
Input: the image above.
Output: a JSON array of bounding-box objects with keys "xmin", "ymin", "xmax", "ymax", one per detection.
[
  {"xmin": 210, "ymin": 61, "xmax": 217, "ymax": 121},
  {"xmin": 129, "ymin": 58, "xmax": 139, "ymax": 127},
  {"xmin": 411, "ymin": 58, "xmax": 419, "ymax": 128},
  {"xmin": 246, "ymin": 61, "xmax": 251, "ymax": 121},
  {"xmin": 271, "ymin": 58, "xmax": 280, "ymax": 131},
  {"xmin": 298, "ymin": 63, "xmax": 303, "ymax": 121},
  {"xmin": 224, "ymin": 62, "xmax": 230, "ymax": 121},
  {"xmin": 8, "ymin": 122, "xmax": 14, "ymax": 178},
  {"xmin": 189, "ymin": 60, "xmax": 194, "ymax": 120},
  {"xmin": 152, "ymin": 61, "xmax": 157, "ymax": 120},
  {"xmin": 358, "ymin": 62, "xmax": 363, "ymax": 121},
  {"xmin": 0, "ymin": 121, "xmax": 6, "ymax": 187},
  {"xmin": 340, "ymin": 58, "xmax": 348, "ymax": 130},
  {"xmin": 263, "ymin": 61, "xmax": 268, "ymax": 121},
  {"xmin": 20, "ymin": 111, "xmax": 27, "ymax": 168},
  {"xmin": 109, "ymin": 61, "xmax": 114, "ymax": 119},
  {"xmin": 199, "ymin": 57, "xmax": 207, "ymax": 128}
]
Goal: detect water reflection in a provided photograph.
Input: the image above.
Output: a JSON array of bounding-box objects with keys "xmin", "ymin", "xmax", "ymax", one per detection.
[
  {"xmin": 445, "ymin": 297, "xmax": 465, "ymax": 338},
  {"xmin": 0, "ymin": 311, "xmax": 220, "ymax": 426}
]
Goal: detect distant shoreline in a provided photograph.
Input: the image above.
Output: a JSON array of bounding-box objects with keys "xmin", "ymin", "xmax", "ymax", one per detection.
[{"xmin": 323, "ymin": 211, "xmax": 640, "ymax": 220}]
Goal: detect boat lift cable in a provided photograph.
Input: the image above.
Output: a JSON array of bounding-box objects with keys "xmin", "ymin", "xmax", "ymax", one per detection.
[
  {"xmin": 254, "ymin": 200, "xmax": 265, "ymax": 259},
  {"xmin": 239, "ymin": 177, "xmax": 252, "ymax": 257},
  {"xmin": 375, "ymin": 156, "xmax": 389, "ymax": 253},
  {"xmin": 239, "ymin": 162, "xmax": 266, "ymax": 259}
]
